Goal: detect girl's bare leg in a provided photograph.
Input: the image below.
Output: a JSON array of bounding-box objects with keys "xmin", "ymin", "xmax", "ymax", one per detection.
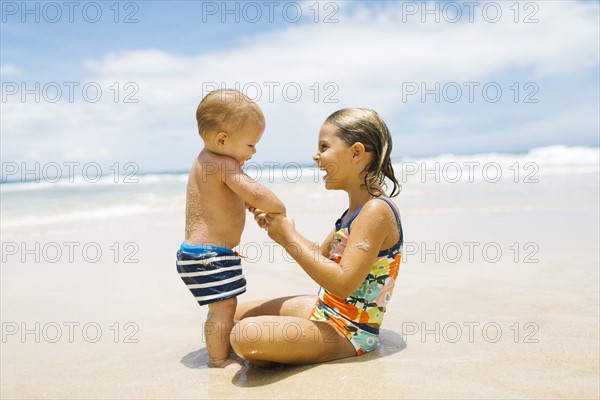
[
  {"xmin": 230, "ymin": 315, "xmax": 356, "ymax": 366},
  {"xmin": 232, "ymin": 295, "xmax": 356, "ymax": 365},
  {"xmin": 205, "ymin": 297, "xmax": 237, "ymax": 367},
  {"xmin": 235, "ymin": 295, "xmax": 317, "ymax": 320}
]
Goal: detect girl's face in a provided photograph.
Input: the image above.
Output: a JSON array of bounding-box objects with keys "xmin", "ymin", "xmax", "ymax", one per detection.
[{"xmin": 313, "ymin": 123, "xmax": 353, "ymax": 190}]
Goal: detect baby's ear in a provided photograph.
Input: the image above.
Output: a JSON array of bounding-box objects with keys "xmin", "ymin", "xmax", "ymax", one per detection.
[{"xmin": 215, "ymin": 131, "xmax": 228, "ymax": 146}]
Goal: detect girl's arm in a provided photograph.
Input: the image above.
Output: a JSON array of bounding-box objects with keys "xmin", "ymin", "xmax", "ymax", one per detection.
[
  {"xmin": 319, "ymin": 228, "xmax": 336, "ymax": 258},
  {"xmin": 267, "ymin": 200, "xmax": 396, "ymax": 298},
  {"xmin": 250, "ymin": 206, "xmax": 335, "ymax": 253},
  {"xmin": 221, "ymin": 157, "xmax": 286, "ymax": 214}
]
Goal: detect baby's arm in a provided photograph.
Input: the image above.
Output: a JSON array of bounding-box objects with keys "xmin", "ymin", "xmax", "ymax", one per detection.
[{"xmin": 221, "ymin": 157, "xmax": 286, "ymax": 214}]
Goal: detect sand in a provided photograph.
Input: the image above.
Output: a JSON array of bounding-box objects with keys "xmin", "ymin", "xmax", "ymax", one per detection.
[{"xmin": 1, "ymin": 172, "xmax": 598, "ymax": 399}]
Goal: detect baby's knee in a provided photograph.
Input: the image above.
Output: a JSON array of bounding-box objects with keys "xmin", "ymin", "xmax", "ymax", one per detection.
[{"xmin": 207, "ymin": 297, "xmax": 237, "ymax": 317}]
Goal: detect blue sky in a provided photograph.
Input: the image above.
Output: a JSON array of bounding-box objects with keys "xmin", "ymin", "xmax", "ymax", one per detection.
[{"xmin": 1, "ymin": 0, "xmax": 599, "ymax": 172}]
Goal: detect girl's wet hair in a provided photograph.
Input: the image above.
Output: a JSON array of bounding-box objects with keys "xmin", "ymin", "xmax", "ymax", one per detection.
[{"xmin": 325, "ymin": 108, "xmax": 400, "ymax": 197}]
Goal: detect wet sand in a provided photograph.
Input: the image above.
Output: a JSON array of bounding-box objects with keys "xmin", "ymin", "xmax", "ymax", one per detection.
[{"xmin": 1, "ymin": 173, "xmax": 598, "ymax": 399}]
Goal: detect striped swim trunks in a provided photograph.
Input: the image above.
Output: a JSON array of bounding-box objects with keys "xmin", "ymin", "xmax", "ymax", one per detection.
[{"xmin": 176, "ymin": 242, "xmax": 247, "ymax": 306}]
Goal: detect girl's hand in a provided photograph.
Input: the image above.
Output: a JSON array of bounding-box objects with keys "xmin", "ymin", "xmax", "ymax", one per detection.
[{"xmin": 265, "ymin": 213, "xmax": 295, "ymax": 244}]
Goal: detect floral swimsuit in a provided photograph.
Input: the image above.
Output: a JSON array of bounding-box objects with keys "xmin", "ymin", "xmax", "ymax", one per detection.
[{"xmin": 310, "ymin": 197, "xmax": 403, "ymax": 355}]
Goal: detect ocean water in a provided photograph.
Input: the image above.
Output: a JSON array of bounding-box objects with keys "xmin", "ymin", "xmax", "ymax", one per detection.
[{"xmin": 1, "ymin": 145, "xmax": 598, "ymax": 231}]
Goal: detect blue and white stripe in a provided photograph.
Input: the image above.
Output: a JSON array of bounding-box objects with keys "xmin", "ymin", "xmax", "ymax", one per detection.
[{"xmin": 176, "ymin": 243, "xmax": 246, "ymax": 306}]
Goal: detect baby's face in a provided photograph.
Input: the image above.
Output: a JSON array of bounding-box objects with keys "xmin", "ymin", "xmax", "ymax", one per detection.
[{"xmin": 225, "ymin": 122, "xmax": 264, "ymax": 166}]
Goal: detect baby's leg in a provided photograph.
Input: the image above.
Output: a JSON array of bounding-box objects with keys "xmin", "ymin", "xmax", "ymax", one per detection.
[{"xmin": 205, "ymin": 297, "xmax": 237, "ymax": 367}]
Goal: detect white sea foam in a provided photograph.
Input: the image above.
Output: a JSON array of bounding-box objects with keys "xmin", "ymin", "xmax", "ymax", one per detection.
[
  {"xmin": 1, "ymin": 146, "xmax": 597, "ymax": 228},
  {"xmin": 0, "ymin": 172, "xmax": 188, "ymax": 193},
  {"xmin": 2, "ymin": 146, "xmax": 597, "ymax": 192},
  {"xmin": 1, "ymin": 204, "xmax": 150, "ymax": 229},
  {"xmin": 396, "ymin": 145, "xmax": 599, "ymax": 183}
]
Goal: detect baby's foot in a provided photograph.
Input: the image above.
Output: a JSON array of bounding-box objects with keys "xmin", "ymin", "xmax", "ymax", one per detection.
[{"xmin": 208, "ymin": 357, "xmax": 241, "ymax": 370}]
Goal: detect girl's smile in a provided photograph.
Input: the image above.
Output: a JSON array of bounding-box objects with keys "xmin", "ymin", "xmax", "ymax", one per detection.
[{"xmin": 313, "ymin": 123, "xmax": 352, "ymax": 188}]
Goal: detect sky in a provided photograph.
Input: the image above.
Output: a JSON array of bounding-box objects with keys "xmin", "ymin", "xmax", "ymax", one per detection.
[{"xmin": 1, "ymin": 0, "xmax": 599, "ymax": 172}]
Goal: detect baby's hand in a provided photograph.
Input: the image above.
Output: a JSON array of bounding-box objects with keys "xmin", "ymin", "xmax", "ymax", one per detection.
[{"xmin": 249, "ymin": 207, "xmax": 269, "ymax": 230}]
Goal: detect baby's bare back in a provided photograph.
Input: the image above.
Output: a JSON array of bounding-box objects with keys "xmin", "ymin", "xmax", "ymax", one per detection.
[{"xmin": 185, "ymin": 152, "xmax": 246, "ymax": 249}]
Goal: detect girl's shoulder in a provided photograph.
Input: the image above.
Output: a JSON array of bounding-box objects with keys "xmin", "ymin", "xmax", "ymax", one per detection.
[
  {"xmin": 347, "ymin": 197, "xmax": 402, "ymax": 250},
  {"xmin": 349, "ymin": 197, "xmax": 401, "ymax": 231},
  {"xmin": 364, "ymin": 197, "xmax": 400, "ymax": 219}
]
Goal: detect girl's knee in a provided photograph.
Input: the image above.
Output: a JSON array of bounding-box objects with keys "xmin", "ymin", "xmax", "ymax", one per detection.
[{"xmin": 229, "ymin": 319, "xmax": 265, "ymax": 357}]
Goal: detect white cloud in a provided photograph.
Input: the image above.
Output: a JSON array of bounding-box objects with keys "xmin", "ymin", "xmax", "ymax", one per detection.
[
  {"xmin": 0, "ymin": 64, "xmax": 23, "ymax": 76},
  {"xmin": 2, "ymin": 1, "xmax": 598, "ymax": 170}
]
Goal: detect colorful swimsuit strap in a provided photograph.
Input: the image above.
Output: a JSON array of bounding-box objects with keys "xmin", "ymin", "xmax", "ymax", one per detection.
[
  {"xmin": 372, "ymin": 197, "xmax": 403, "ymax": 246},
  {"xmin": 335, "ymin": 208, "xmax": 362, "ymax": 230},
  {"xmin": 343, "ymin": 197, "xmax": 403, "ymax": 246}
]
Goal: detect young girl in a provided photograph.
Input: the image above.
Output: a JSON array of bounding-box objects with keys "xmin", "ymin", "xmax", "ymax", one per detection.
[{"xmin": 231, "ymin": 108, "xmax": 403, "ymax": 366}]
